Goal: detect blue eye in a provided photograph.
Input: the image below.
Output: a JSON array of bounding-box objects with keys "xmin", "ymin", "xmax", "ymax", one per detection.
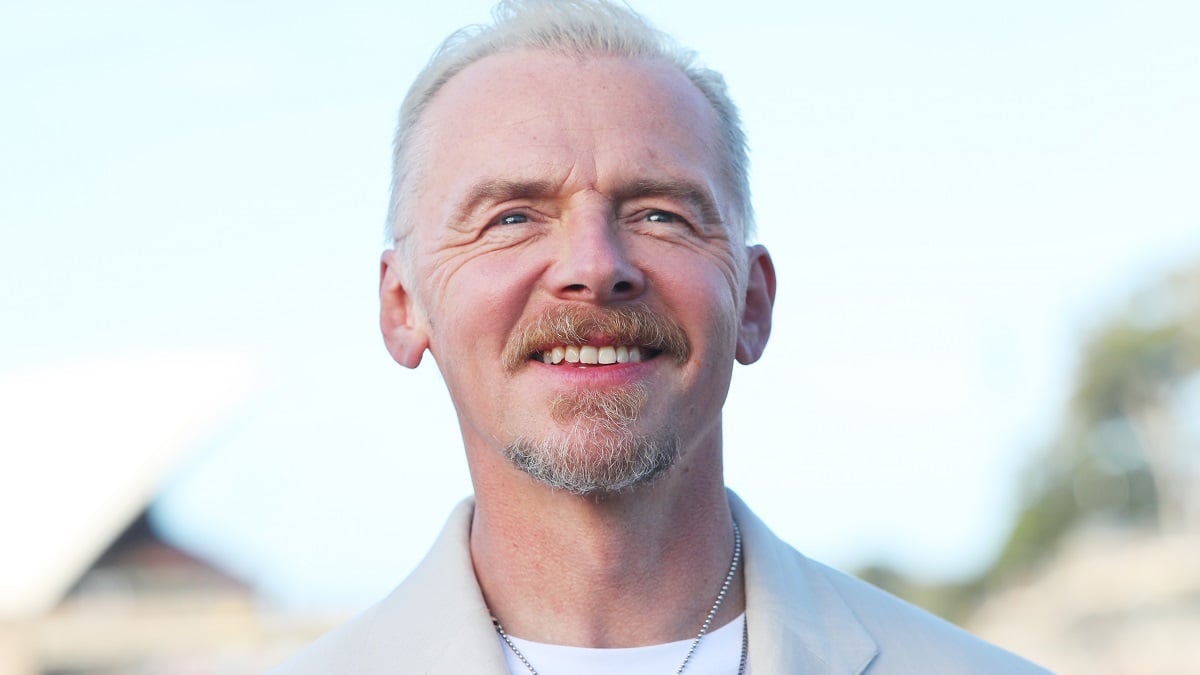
[
  {"xmin": 646, "ymin": 211, "xmax": 680, "ymax": 223},
  {"xmin": 498, "ymin": 213, "xmax": 529, "ymax": 226}
]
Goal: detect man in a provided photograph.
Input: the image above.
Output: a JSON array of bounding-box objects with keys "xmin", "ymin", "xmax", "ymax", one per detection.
[{"xmin": 274, "ymin": 1, "xmax": 1047, "ymax": 672}]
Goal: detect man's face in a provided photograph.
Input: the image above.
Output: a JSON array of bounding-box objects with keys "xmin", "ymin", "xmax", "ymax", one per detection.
[{"xmin": 383, "ymin": 49, "xmax": 772, "ymax": 493}]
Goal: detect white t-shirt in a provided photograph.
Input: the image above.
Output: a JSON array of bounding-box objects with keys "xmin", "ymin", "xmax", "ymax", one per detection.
[{"xmin": 498, "ymin": 613, "xmax": 748, "ymax": 675}]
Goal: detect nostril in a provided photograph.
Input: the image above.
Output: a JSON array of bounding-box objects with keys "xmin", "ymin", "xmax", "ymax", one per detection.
[{"xmin": 613, "ymin": 280, "xmax": 634, "ymax": 294}]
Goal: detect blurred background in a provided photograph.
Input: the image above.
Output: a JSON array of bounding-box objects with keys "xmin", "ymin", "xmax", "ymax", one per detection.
[{"xmin": 2, "ymin": 1, "xmax": 1198, "ymax": 673}]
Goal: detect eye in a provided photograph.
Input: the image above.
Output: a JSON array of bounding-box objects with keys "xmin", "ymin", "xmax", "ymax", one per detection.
[
  {"xmin": 495, "ymin": 212, "xmax": 530, "ymax": 226},
  {"xmin": 627, "ymin": 208, "xmax": 696, "ymax": 235},
  {"xmin": 645, "ymin": 211, "xmax": 682, "ymax": 224}
]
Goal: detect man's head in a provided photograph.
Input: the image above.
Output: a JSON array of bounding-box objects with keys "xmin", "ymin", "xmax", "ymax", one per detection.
[
  {"xmin": 386, "ymin": 0, "xmax": 755, "ymax": 259},
  {"xmin": 379, "ymin": 0, "xmax": 775, "ymax": 497}
]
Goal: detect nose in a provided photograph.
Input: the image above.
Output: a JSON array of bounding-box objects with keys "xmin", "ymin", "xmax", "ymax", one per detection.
[{"xmin": 546, "ymin": 209, "xmax": 645, "ymax": 304}]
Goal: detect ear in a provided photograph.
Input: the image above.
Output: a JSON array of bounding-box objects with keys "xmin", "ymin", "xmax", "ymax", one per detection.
[
  {"xmin": 735, "ymin": 245, "xmax": 776, "ymax": 365},
  {"xmin": 380, "ymin": 248, "xmax": 430, "ymax": 369}
]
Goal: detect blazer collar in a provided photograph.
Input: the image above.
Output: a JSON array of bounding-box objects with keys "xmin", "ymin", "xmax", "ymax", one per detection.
[
  {"xmin": 384, "ymin": 494, "xmax": 879, "ymax": 674},
  {"xmin": 731, "ymin": 491, "xmax": 879, "ymax": 674}
]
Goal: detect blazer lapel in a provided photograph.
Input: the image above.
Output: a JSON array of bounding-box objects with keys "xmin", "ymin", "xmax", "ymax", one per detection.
[
  {"xmin": 732, "ymin": 492, "xmax": 879, "ymax": 675},
  {"xmin": 362, "ymin": 494, "xmax": 879, "ymax": 674}
]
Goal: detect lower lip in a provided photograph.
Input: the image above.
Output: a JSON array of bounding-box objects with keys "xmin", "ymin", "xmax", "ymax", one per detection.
[{"xmin": 528, "ymin": 358, "xmax": 655, "ymax": 386}]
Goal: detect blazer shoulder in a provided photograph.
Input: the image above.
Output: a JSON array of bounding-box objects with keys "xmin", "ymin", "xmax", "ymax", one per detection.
[
  {"xmin": 811, "ymin": 559, "xmax": 1053, "ymax": 674},
  {"xmin": 267, "ymin": 498, "xmax": 507, "ymax": 674},
  {"xmin": 728, "ymin": 492, "xmax": 1051, "ymax": 674}
]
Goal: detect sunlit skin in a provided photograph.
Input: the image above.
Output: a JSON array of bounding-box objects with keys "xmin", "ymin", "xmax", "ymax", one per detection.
[{"xmin": 379, "ymin": 50, "xmax": 775, "ymax": 647}]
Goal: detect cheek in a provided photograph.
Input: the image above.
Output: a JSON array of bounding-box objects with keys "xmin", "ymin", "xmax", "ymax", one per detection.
[
  {"xmin": 421, "ymin": 255, "xmax": 541, "ymax": 355},
  {"xmin": 648, "ymin": 252, "xmax": 743, "ymax": 331}
]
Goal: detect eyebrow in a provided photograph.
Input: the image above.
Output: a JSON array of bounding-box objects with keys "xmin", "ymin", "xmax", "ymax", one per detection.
[
  {"xmin": 449, "ymin": 179, "xmax": 558, "ymax": 229},
  {"xmin": 447, "ymin": 176, "xmax": 726, "ymax": 229},
  {"xmin": 610, "ymin": 178, "xmax": 726, "ymax": 228}
]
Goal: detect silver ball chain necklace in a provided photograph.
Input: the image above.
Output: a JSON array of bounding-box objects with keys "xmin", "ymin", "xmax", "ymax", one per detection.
[{"xmin": 492, "ymin": 521, "xmax": 747, "ymax": 675}]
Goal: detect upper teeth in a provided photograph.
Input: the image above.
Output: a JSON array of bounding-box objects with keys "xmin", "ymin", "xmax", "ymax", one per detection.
[{"xmin": 541, "ymin": 345, "xmax": 642, "ymax": 365}]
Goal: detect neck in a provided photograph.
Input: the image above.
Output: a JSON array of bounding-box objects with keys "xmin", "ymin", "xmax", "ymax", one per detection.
[{"xmin": 468, "ymin": 442, "xmax": 743, "ymax": 648}]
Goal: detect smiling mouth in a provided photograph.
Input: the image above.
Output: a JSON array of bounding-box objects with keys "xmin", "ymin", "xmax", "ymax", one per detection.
[
  {"xmin": 533, "ymin": 344, "xmax": 659, "ymax": 365},
  {"xmin": 505, "ymin": 304, "xmax": 688, "ymax": 372}
]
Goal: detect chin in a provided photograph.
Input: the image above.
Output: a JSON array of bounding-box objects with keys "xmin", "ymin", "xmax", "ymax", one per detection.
[{"xmin": 502, "ymin": 429, "xmax": 680, "ymax": 496}]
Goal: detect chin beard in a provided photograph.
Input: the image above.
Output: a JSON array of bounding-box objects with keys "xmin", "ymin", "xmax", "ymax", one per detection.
[
  {"xmin": 502, "ymin": 383, "xmax": 680, "ymax": 496},
  {"xmin": 503, "ymin": 431, "xmax": 679, "ymax": 496}
]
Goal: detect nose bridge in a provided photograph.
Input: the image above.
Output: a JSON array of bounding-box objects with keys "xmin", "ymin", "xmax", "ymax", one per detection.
[{"xmin": 550, "ymin": 202, "xmax": 642, "ymax": 302}]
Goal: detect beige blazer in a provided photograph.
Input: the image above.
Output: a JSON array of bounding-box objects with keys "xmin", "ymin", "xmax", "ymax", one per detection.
[{"xmin": 271, "ymin": 492, "xmax": 1050, "ymax": 674}]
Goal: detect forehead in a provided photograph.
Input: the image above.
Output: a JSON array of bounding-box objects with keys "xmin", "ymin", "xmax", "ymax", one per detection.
[{"xmin": 409, "ymin": 49, "xmax": 729, "ymax": 223}]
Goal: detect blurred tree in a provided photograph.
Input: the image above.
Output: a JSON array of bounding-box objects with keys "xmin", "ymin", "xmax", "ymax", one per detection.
[
  {"xmin": 989, "ymin": 258, "xmax": 1200, "ymax": 585},
  {"xmin": 859, "ymin": 257, "xmax": 1200, "ymax": 622},
  {"xmin": 992, "ymin": 259, "xmax": 1200, "ymax": 582}
]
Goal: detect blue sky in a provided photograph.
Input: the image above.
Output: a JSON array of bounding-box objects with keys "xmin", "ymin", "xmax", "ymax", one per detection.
[{"xmin": 2, "ymin": 0, "xmax": 1198, "ymax": 610}]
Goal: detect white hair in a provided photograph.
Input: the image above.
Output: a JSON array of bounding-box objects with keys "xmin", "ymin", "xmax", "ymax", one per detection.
[{"xmin": 385, "ymin": 0, "xmax": 754, "ymax": 255}]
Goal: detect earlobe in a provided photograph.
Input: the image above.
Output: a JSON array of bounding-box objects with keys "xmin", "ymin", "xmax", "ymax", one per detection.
[
  {"xmin": 380, "ymin": 249, "xmax": 430, "ymax": 369},
  {"xmin": 735, "ymin": 245, "xmax": 776, "ymax": 365}
]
